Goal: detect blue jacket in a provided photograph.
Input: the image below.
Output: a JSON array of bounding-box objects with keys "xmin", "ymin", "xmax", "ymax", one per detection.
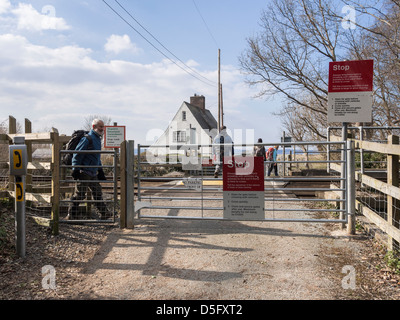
[
  {"xmin": 72, "ymin": 129, "xmax": 102, "ymax": 176},
  {"xmin": 272, "ymin": 148, "xmax": 278, "ymax": 162}
]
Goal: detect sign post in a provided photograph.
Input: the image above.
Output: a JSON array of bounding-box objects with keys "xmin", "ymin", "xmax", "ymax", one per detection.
[
  {"xmin": 328, "ymin": 60, "xmax": 374, "ymax": 123},
  {"xmin": 328, "ymin": 59, "xmax": 373, "ymax": 229},
  {"xmin": 9, "ymin": 136, "xmax": 28, "ymax": 258},
  {"xmin": 223, "ymin": 156, "xmax": 264, "ymax": 220},
  {"xmin": 104, "ymin": 126, "xmax": 126, "ymax": 149}
]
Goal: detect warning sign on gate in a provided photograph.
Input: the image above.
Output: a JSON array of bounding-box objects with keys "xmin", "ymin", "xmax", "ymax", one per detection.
[
  {"xmin": 104, "ymin": 126, "xmax": 126, "ymax": 148},
  {"xmin": 223, "ymin": 157, "xmax": 264, "ymax": 220},
  {"xmin": 328, "ymin": 60, "xmax": 374, "ymax": 123}
]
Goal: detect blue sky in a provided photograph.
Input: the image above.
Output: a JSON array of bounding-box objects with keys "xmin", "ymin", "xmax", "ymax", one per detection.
[{"xmin": 0, "ymin": 0, "xmax": 284, "ymax": 144}]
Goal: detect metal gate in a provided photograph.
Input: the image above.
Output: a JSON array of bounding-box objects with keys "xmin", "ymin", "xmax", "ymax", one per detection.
[
  {"xmin": 58, "ymin": 149, "xmax": 119, "ymax": 223},
  {"xmin": 134, "ymin": 140, "xmax": 354, "ymax": 225}
]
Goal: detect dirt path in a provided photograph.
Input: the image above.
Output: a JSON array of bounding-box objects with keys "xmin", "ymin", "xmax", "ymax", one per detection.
[
  {"xmin": 62, "ymin": 182, "xmax": 395, "ymax": 300},
  {"xmin": 69, "ymin": 212, "xmax": 367, "ymax": 300},
  {"xmin": 2, "ymin": 178, "xmax": 400, "ymax": 301}
]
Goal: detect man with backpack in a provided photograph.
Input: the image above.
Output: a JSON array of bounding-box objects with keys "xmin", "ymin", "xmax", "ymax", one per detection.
[
  {"xmin": 212, "ymin": 126, "xmax": 234, "ymax": 178},
  {"xmin": 66, "ymin": 119, "xmax": 109, "ymax": 220},
  {"xmin": 267, "ymin": 145, "xmax": 279, "ymax": 177}
]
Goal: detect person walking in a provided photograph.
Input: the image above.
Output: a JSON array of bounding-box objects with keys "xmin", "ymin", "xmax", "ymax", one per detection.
[
  {"xmin": 67, "ymin": 119, "xmax": 109, "ymax": 220},
  {"xmin": 212, "ymin": 126, "xmax": 234, "ymax": 178},
  {"xmin": 253, "ymin": 138, "xmax": 266, "ymax": 161},
  {"xmin": 267, "ymin": 145, "xmax": 279, "ymax": 177}
]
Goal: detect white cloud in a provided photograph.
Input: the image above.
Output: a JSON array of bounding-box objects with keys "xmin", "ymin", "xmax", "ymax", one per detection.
[
  {"xmin": 104, "ymin": 34, "xmax": 141, "ymax": 55},
  {"xmin": 0, "ymin": 0, "xmax": 11, "ymax": 14},
  {"xmin": 12, "ymin": 3, "xmax": 70, "ymax": 31},
  {"xmin": 0, "ymin": 34, "xmax": 273, "ymax": 143}
]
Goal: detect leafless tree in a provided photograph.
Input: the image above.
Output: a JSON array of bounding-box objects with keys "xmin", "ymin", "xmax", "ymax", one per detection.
[
  {"xmin": 83, "ymin": 115, "xmax": 113, "ymax": 131},
  {"xmin": 240, "ymin": 0, "xmax": 400, "ymax": 141}
]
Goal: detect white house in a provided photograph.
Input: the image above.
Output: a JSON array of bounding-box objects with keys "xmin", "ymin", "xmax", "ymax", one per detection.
[{"xmin": 147, "ymin": 94, "xmax": 218, "ymax": 164}]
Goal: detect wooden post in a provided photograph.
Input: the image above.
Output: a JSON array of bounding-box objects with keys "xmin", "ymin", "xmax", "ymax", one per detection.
[
  {"xmin": 24, "ymin": 119, "xmax": 32, "ymax": 193},
  {"xmin": 9, "ymin": 116, "xmax": 16, "ymax": 135},
  {"xmin": 387, "ymin": 135, "xmax": 400, "ymax": 250},
  {"xmin": 8, "ymin": 116, "xmax": 16, "ymax": 195},
  {"xmin": 51, "ymin": 129, "xmax": 60, "ymax": 235},
  {"xmin": 220, "ymin": 83, "xmax": 224, "ymax": 128},
  {"xmin": 218, "ymin": 49, "xmax": 221, "ymax": 131}
]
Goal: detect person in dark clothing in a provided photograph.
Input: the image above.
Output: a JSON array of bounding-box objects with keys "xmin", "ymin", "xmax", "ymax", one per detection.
[{"xmin": 66, "ymin": 119, "xmax": 109, "ymax": 220}]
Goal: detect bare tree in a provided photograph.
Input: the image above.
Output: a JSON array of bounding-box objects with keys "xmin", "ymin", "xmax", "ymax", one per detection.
[
  {"xmin": 240, "ymin": 0, "xmax": 347, "ymax": 140},
  {"xmin": 339, "ymin": 0, "xmax": 400, "ymax": 127},
  {"xmin": 82, "ymin": 115, "xmax": 113, "ymax": 131},
  {"xmin": 240, "ymin": 0, "xmax": 400, "ymax": 141}
]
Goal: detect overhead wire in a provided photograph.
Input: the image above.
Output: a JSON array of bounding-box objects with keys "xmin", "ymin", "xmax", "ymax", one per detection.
[
  {"xmin": 192, "ymin": 0, "xmax": 219, "ymax": 49},
  {"xmin": 102, "ymin": 0, "xmax": 217, "ymax": 87},
  {"xmin": 114, "ymin": 0, "xmax": 216, "ymax": 86}
]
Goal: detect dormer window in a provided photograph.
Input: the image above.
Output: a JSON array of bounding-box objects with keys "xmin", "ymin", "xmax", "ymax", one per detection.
[{"xmin": 182, "ymin": 111, "xmax": 186, "ymax": 121}]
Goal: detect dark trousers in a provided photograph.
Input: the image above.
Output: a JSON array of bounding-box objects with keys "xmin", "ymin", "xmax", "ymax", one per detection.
[
  {"xmin": 267, "ymin": 163, "xmax": 278, "ymax": 176},
  {"xmin": 68, "ymin": 172, "xmax": 107, "ymax": 216}
]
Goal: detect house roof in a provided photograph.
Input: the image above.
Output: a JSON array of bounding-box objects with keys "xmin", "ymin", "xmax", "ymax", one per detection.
[{"xmin": 184, "ymin": 102, "xmax": 217, "ymax": 131}]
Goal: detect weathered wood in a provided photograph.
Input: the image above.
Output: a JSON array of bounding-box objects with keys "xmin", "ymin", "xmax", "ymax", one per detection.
[
  {"xmin": 356, "ymin": 139, "xmax": 400, "ymax": 156},
  {"xmin": 7, "ymin": 132, "xmax": 53, "ymax": 143},
  {"xmin": 4, "ymin": 161, "xmax": 53, "ymax": 170},
  {"xmin": 8, "ymin": 191, "xmax": 51, "ymax": 203},
  {"xmin": 25, "ymin": 119, "xmax": 32, "ymax": 193},
  {"xmin": 356, "ymin": 200, "xmax": 400, "ymax": 245},
  {"xmin": 387, "ymin": 135, "xmax": 400, "ymax": 250},
  {"xmin": 0, "ymin": 133, "xmax": 10, "ymax": 142},
  {"xmin": 8, "ymin": 116, "xmax": 16, "ymax": 196},
  {"xmin": 357, "ymin": 173, "xmax": 400, "ymax": 200},
  {"xmin": 30, "ymin": 216, "xmax": 51, "ymax": 228},
  {"xmin": 51, "ymin": 130, "xmax": 60, "ymax": 235}
]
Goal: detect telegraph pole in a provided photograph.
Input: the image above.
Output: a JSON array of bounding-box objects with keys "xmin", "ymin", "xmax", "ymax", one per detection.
[
  {"xmin": 218, "ymin": 49, "xmax": 221, "ymax": 132},
  {"xmin": 220, "ymin": 83, "xmax": 224, "ymax": 128}
]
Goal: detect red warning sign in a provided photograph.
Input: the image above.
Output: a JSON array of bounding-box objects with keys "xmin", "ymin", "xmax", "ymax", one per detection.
[
  {"xmin": 328, "ymin": 60, "xmax": 373, "ymax": 93},
  {"xmin": 223, "ymin": 156, "xmax": 264, "ymax": 192}
]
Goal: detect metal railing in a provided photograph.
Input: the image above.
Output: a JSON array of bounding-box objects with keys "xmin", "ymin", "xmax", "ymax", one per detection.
[
  {"xmin": 135, "ymin": 141, "xmax": 353, "ymax": 225},
  {"xmin": 58, "ymin": 149, "xmax": 118, "ymax": 223}
]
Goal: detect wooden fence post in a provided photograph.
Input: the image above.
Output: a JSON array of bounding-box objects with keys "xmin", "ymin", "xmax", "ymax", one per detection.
[
  {"xmin": 51, "ymin": 129, "xmax": 60, "ymax": 235},
  {"xmin": 24, "ymin": 119, "xmax": 32, "ymax": 193},
  {"xmin": 387, "ymin": 135, "xmax": 400, "ymax": 251},
  {"xmin": 8, "ymin": 116, "xmax": 16, "ymax": 195}
]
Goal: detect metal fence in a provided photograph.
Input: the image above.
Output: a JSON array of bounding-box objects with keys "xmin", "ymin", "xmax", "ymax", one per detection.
[
  {"xmin": 135, "ymin": 141, "xmax": 352, "ymax": 225},
  {"xmin": 58, "ymin": 149, "xmax": 119, "ymax": 223}
]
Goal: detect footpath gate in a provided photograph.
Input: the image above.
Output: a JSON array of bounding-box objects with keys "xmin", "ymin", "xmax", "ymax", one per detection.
[
  {"xmin": 58, "ymin": 149, "xmax": 119, "ymax": 223},
  {"xmin": 126, "ymin": 140, "xmax": 355, "ymax": 232}
]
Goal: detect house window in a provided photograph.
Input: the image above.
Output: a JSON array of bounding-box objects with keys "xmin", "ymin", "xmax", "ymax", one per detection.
[
  {"xmin": 173, "ymin": 131, "xmax": 186, "ymax": 143},
  {"xmin": 182, "ymin": 111, "xmax": 186, "ymax": 121}
]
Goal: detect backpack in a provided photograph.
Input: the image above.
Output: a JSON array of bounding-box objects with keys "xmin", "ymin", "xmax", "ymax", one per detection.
[
  {"xmin": 62, "ymin": 130, "xmax": 93, "ymax": 165},
  {"xmin": 255, "ymin": 146, "xmax": 264, "ymax": 157},
  {"xmin": 266, "ymin": 147, "xmax": 274, "ymax": 161}
]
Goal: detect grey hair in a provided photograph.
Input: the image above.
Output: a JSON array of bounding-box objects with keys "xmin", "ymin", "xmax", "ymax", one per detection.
[{"xmin": 92, "ymin": 119, "xmax": 103, "ymax": 127}]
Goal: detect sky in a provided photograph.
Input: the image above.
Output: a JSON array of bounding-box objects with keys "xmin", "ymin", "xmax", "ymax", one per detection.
[{"xmin": 0, "ymin": 0, "xmax": 285, "ymax": 145}]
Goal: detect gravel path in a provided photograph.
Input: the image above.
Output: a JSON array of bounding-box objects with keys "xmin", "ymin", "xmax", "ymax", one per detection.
[
  {"xmin": 67, "ymin": 194, "xmax": 368, "ymax": 300},
  {"xmin": 2, "ymin": 179, "xmax": 400, "ymax": 301}
]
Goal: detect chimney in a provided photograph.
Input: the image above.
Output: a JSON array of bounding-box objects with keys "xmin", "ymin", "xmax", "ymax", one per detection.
[{"xmin": 190, "ymin": 94, "xmax": 205, "ymax": 111}]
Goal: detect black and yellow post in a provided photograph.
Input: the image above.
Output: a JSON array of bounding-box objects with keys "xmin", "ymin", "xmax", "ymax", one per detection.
[{"xmin": 9, "ymin": 137, "xmax": 28, "ymax": 259}]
